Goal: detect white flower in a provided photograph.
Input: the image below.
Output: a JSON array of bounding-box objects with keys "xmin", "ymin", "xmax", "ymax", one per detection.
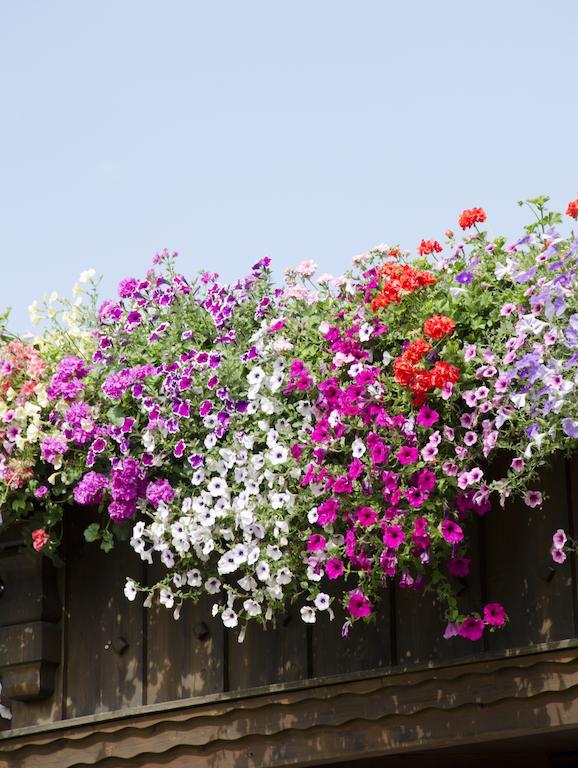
[
  {"xmin": 207, "ymin": 477, "xmax": 228, "ymax": 497},
  {"xmin": 276, "ymin": 567, "xmax": 292, "ymax": 585},
  {"xmin": 238, "ymin": 575, "xmax": 257, "ymax": 591},
  {"xmin": 300, "ymin": 606, "xmax": 317, "ymax": 624},
  {"xmin": 351, "ymin": 438, "xmax": 366, "ymax": 458},
  {"xmin": 260, "ymin": 397, "xmax": 275, "ymax": 414},
  {"xmin": 266, "ymin": 544, "xmax": 283, "ymax": 561},
  {"xmin": 268, "ymin": 445, "xmax": 288, "ymax": 466},
  {"xmin": 307, "ymin": 564, "xmax": 322, "ymax": 582},
  {"xmin": 161, "ymin": 549, "xmax": 175, "ymax": 568},
  {"xmin": 243, "ymin": 599, "xmax": 262, "ymax": 617},
  {"xmin": 256, "ymin": 561, "xmax": 271, "ymax": 581},
  {"xmin": 307, "ymin": 507, "xmax": 319, "ymax": 523},
  {"xmin": 268, "ymin": 371, "xmax": 284, "ymax": 392},
  {"xmin": 79, "ymin": 268, "xmax": 96, "ymax": 283},
  {"xmin": 187, "ymin": 569, "xmax": 202, "ymax": 587},
  {"xmin": 159, "ymin": 589, "xmax": 174, "ymax": 609},
  {"xmin": 205, "ymin": 577, "xmax": 221, "ymax": 594},
  {"xmin": 218, "ymin": 551, "xmax": 239, "ymax": 575},
  {"xmin": 192, "ymin": 468, "xmax": 205, "ymax": 485},
  {"xmin": 247, "ymin": 367, "xmax": 265, "ymax": 386},
  {"xmin": 247, "ymin": 546, "xmax": 260, "ymax": 565},
  {"xmin": 314, "ymin": 592, "xmax": 330, "ymax": 611},
  {"xmin": 348, "ymin": 362, "xmax": 363, "ymax": 378},
  {"xmin": 222, "ymin": 608, "xmax": 238, "ymax": 628},
  {"xmin": 124, "ymin": 579, "xmax": 137, "ymax": 601},
  {"xmin": 359, "ymin": 323, "xmax": 373, "ymax": 342}
]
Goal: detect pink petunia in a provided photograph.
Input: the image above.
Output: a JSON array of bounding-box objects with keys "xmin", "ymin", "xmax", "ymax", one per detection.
[
  {"xmin": 325, "ymin": 558, "xmax": 345, "ymax": 579},
  {"xmin": 397, "ymin": 446, "xmax": 418, "ymax": 465},
  {"xmin": 356, "ymin": 506, "xmax": 377, "ymax": 527},
  {"xmin": 483, "ymin": 603, "xmax": 507, "ymax": 627},
  {"xmin": 307, "ymin": 533, "xmax": 327, "ymax": 552},
  {"xmin": 441, "ymin": 519, "xmax": 464, "ymax": 544},
  {"xmin": 459, "ymin": 616, "xmax": 484, "ymax": 641},
  {"xmin": 383, "ymin": 525, "xmax": 405, "ymax": 549},
  {"xmin": 416, "ymin": 406, "xmax": 439, "ymax": 428},
  {"xmin": 347, "ymin": 590, "xmax": 372, "ymax": 619}
]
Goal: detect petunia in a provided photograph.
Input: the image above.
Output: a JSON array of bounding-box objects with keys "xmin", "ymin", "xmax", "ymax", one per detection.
[
  {"xmin": 459, "ymin": 617, "xmax": 485, "ymax": 641},
  {"xmin": 383, "ymin": 525, "xmax": 405, "ymax": 550},
  {"xmin": 307, "ymin": 533, "xmax": 327, "ymax": 552},
  {"xmin": 483, "ymin": 603, "xmax": 507, "ymax": 627},
  {"xmin": 347, "ymin": 590, "xmax": 372, "ymax": 619},
  {"xmin": 416, "ymin": 406, "xmax": 439, "ymax": 428},
  {"xmin": 397, "ymin": 446, "xmax": 419, "ymax": 465},
  {"xmin": 440, "ymin": 519, "xmax": 464, "ymax": 544},
  {"xmin": 524, "ymin": 490, "xmax": 543, "ymax": 508},
  {"xmin": 325, "ymin": 558, "xmax": 345, "ymax": 580}
]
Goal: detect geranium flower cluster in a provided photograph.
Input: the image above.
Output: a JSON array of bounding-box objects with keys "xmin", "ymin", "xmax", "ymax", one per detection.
[{"xmin": 2, "ymin": 195, "xmax": 578, "ymax": 659}]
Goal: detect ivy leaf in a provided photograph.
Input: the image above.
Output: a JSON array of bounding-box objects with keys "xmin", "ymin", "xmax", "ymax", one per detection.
[
  {"xmin": 106, "ymin": 405, "xmax": 126, "ymax": 426},
  {"xmin": 83, "ymin": 523, "xmax": 101, "ymax": 543},
  {"xmin": 100, "ymin": 531, "xmax": 114, "ymax": 553}
]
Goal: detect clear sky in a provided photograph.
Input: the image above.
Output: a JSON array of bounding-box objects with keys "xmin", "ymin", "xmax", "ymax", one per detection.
[{"xmin": 1, "ymin": 0, "xmax": 577, "ymax": 332}]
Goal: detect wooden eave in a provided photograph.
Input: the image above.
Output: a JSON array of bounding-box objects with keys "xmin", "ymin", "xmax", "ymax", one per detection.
[{"xmin": 2, "ymin": 639, "xmax": 578, "ymax": 768}]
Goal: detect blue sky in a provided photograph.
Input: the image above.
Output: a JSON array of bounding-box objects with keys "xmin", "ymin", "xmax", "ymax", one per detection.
[{"xmin": 1, "ymin": 0, "xmax": 577, "ymax": 331}]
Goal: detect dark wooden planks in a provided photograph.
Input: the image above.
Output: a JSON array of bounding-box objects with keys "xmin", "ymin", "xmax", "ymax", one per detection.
[
  {"xmin": 396, "ymin": 517, "xmax": 485, "ymax": 664},
  {"xmin": 310, "ymin": 583, "xmax": 392, "ymax": 677},
  {"xmin": 227, "ymin": 608, "xmax": 308, "ymax": 690},
  {"xmin": 484, "ymin": 453, "xmax": 575, "ymax": 652},
  {"xmin": 145, "ymin": 561, "xmax": 224, "ymax": 704},
  {"xmin": 64, "ymin": 511, "xmax": 144, "ymax": 718}
]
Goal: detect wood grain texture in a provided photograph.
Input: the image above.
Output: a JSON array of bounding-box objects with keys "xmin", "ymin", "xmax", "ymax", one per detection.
[
  {"xmin": 64, "ymin": 524, "xmax": 143, "ymax": 718},
  {"xmin": 484, "ymin": 454, "xmax": 575, "ymax": 652},
  {"xmin": 2, "ymin": 644, "xmax": 578, "ymax": 767},
  {"xmin": 145, "ymin": 561, "xmax": 224, "ymax": 704}
]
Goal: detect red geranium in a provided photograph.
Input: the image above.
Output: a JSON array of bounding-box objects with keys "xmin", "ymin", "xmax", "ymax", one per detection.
[
  {"xmin": 430, "ymin": 361, "xmax": 460, "ymax": 388},
  {"xmin": 458, "ymin": 207, "xmax": 487, "ymax": 230},
  {"xmin": 566, "ymin": 196, "xmax": 578, "ymax": 220},
  {"xmin": 418, "ymin": 239, "xmax": 442, "ymax": 256},
  {"xmin": 424, "ymin": 315, "xmax": 456, "ymax": 340}
]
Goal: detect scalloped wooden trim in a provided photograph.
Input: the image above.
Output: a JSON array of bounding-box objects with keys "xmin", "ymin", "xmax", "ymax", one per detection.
[{"xmin": 2, "ymin": 644, "xmax": 578, "ymax": 767}]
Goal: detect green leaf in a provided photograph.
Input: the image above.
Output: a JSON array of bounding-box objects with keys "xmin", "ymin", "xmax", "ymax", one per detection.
[
  {"xmin": 100, "ymin": 531, "xmax": 114, "ymax": 553},
  {"xmin": 83, "ymin": 523, "xmax": 101, "ymax": 542},
  {"xmin": 106, "ymin": 405, "xmax": 126, "ymax": 426}
]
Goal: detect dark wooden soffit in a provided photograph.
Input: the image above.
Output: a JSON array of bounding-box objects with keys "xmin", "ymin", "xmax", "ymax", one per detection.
[{"xmin": 2, "ymin": 641, "xmax": 578, "ymax": 768}]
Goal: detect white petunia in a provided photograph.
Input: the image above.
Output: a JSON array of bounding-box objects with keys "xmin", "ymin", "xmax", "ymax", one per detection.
[
  {"xmin": 205, "ymin": 577, "xmax": 221, "ymax": 594},
  {"xmin": 222, "ymin": 608, "xmax": 238, "ymax": 628},
  {"xmin": 268, "ymin": 445, "xmax": 288, "ymax": 466},
  {"xmin": 187, "ymin": 569, "xmax": 202, "ymax": 587},
  {"xmin": 256, "ymin": 561, "xmax": 271, "ymax": 581},
  {"xmin": 300, "ymin": 606, "xmax": 316, "ymax": 624},
  {"xmin": 314, "ymin": 593, "xmax": 330, "ymax": 611},
  {"xmin": 359, "ymin": 322, "xmax": 373, "ymax": 342},
  {"xmin": 159, "ymin": 589, "xmax": 174, "ymax": 609},
  {"xmin": 243, "ymin": 599, "xmax": 262, "ymax": 617},
  {"xmin": 124, "ymin": 579, "xmax": 137, "ymax": 601}
]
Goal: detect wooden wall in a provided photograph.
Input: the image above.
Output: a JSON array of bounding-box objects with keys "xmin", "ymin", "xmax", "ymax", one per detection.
[{"xmin": 1, "ymin": 453, "xmax": 578, "ymax": 733}]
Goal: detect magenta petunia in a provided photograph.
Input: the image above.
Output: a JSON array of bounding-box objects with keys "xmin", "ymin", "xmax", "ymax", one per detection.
[
  {"xmin": 397, "ymin": 446, "xmax": 418, "ymax": 465},
  {"xmin": 440, "ymin": 519, "xmax": 464, "ymax": 544},
  {"xmin": 383, "ymin": 525, "xmax": 405, "ymax": 550},
  {"xmin": 459, "ymin": 616, "xmax": 485, "ymax": 641},
  {"xmin": 325, "ymin": 558, "xmax": 345, "ymax": 580},
  {"xmin": 483, "ymin": 602, "xmax": 507, "ymax": 627},
  {"xmin": 416, "ymin": 406, "xmax": 439, "ymax": 428},
  {"xmin": 347, "ymin": 590, "xmax": 372, "ymax": 619},
  {"xmin": 356, "ymin": 506, "xmax": 377, "ymax": 527},
  {"xmin": 307, "ymin": 533, "xmax": 327, "ymax": 552}
]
